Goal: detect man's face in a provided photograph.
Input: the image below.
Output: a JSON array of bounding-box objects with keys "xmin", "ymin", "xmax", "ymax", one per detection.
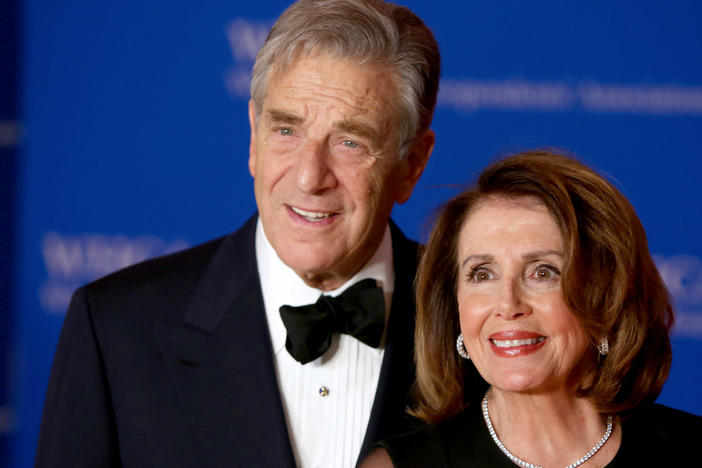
[{"xmin": 248, "ymin": 54, "xmax": 433, "ymax": 290}]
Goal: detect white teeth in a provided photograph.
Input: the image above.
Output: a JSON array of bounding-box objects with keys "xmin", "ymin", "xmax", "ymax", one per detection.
[
  {"xmin": 291, "ymin": 206, "xmax": 332, "ymax": 221},
  {"xmin": 491, "ymin": 337, "xmax": 546, "ymax": 348}
]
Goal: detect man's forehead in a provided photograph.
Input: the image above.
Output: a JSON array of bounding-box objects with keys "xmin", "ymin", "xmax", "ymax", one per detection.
[
  {"xmin": 266, "ymin": 61, "xmax": 396, "ymax": 104},
  {"xmin": 269, "ymin": 50, "xmax": 392, "ymax": 86}
]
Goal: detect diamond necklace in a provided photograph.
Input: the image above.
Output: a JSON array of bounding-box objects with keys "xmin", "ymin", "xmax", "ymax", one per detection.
[{"xmin": 481, "ymin": 389, "xmax": 613, "ymax": 468}]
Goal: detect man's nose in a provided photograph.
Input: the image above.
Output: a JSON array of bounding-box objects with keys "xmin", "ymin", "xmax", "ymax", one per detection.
[
  {"xmin": 295, "ymin": 140, "xmax": 337, "ymax": 194},
  {"xmin": 495, "ymin": 279, "xmax": 532, "ymax": 320}
]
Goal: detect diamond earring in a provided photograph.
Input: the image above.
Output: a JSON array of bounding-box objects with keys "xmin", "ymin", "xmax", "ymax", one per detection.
[
  {"xmin": 456, "ymin": 333, "xmax": 470, "ymax": 360},
  {"xmin": 598, "ymin": 337, "xmax": 609, "ymax": 356}
]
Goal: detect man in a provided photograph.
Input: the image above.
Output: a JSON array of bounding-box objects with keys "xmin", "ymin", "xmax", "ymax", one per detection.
[{"xmin": 36, "ymin": 0, "xmax": 439, "ymax": 466}]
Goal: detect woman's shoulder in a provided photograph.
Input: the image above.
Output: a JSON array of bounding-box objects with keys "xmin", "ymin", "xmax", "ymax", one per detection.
[
  {"xmin": 612, "ymin": 403, "xmax": 702, "ymax": 465},
  {"xmin": 375, "ymin": 404, "xmax": 513, "ymax": 468},
  {"xmin": 625, "ymin": 402, "xmax": 702, "ymax": 437},
  {"xmin": 374, "ymin": 417, "xmax": 448, "ymax": 468}
]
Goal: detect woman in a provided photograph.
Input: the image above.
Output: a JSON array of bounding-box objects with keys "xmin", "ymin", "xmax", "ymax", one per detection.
[{"xmin": 362, "ymin": 150, "xmax": 702, "ymax": 467}]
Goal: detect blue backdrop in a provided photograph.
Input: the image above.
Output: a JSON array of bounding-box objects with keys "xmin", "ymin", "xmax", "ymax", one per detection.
[{"xmin": 7, "ymin": 0, "xmax": 702, "ymax": 466}]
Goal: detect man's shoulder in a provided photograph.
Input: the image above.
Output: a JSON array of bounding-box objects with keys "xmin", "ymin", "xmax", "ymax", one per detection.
[
  {"xmin": 94, "ymin": 235, "xmax": 224, "ymax": 286},
  {"xmin": 78, "ymin": 216, "xmax": 258, "ymax": 312},
  {"xmin": 388, "ymin": 219, "xmax": 421, "ymax": 278},
  {"xmin": 389, "ymin": 219, "xmax": 420, "ymax": 253}
]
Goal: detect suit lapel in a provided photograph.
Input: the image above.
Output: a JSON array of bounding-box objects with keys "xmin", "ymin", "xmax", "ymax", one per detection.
[
  {"xmin": 358, "ymin": 221, "xmax": 420, "ymax": 461},
  {"xmin": 153, "ymin": 216, "xmax": 419, "ymax": 466},
  {"xmin": 153, "ymin": 216, "xmax": 296, "ymax": 467}
]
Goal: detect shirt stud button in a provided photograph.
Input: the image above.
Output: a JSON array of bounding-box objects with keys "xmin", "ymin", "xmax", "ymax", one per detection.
[{"xmin": 319, "ymin": 386, "xmax": 329, "ymax": 397}]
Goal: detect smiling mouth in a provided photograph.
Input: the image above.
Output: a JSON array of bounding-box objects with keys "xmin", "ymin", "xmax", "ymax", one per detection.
[
  {"xmin": 490, "ymin": 336, "xmax": 546, "ymax": 348},
  {"xmin": 290, "ymin": 206, "xmax": 335, "ymax": 222}
]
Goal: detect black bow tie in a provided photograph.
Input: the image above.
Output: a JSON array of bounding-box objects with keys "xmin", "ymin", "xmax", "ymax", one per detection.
[{"xmin": 279, "ymin": 278, "xmax": 386, "ymax": 364}]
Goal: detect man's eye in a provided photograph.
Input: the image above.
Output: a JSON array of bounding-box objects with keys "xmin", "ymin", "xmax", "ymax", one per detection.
[
  {"xmin": 343, "ymin": 139, "xmax": 358, "ymax": 148},
  {"xmin": 279, "ymin": 128, "xmax": 294, "ymax": 136}
]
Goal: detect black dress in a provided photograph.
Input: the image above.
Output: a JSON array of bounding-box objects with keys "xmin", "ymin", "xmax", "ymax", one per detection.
[{"xmin": 378, "ymin": 402, "xmax": 702, "ymax": 467}]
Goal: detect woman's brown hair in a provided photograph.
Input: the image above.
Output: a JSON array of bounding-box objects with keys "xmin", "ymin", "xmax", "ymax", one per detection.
[{"xmin": 412, "ymin": 150, "xmax": 674, "ymax": 423}]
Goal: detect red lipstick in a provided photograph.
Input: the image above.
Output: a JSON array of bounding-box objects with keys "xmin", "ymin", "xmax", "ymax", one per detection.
[{"xmin": 488, "ymin": 330, "xmax": 547, "ymax": 357}]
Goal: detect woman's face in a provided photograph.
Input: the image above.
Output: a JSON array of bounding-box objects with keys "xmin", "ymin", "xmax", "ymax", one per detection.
[{"xmin": 456, "ymin": 195, "xmax": 588, "ymax": 394}]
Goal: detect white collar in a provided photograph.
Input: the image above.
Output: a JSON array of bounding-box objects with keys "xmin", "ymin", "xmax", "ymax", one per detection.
[{"xmin": 255, "ymin": 219, "xmax": 395, "ymax": 356}]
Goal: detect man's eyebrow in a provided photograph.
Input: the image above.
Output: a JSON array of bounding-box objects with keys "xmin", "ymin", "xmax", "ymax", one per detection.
[
  {"xmin": 334, "ymin": 119, "xmax": 381, "ymax": 142},
  {"xmin": 266, "ymin": 109, "xmax": 304, "ymax": 125}
]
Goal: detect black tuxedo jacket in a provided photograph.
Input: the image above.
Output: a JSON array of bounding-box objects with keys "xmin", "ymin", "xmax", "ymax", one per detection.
[{"xmin": 36, "ymin": 215, "xmax": 421, "ymax": 467}]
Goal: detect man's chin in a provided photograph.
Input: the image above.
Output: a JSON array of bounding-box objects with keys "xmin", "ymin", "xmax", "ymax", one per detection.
[
  {"xmin": 284, "ymin": 257, "xmax": 340, "ymax": 279},
  {"xmin": 278, "ymin": 249, "xmax": 351, "ymax": 288}
]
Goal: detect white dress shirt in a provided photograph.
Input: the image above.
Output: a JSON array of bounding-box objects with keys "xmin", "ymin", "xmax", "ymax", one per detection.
[{"xmin": 255, "ymin": 219, "xmax": 394, "ymax": 468}]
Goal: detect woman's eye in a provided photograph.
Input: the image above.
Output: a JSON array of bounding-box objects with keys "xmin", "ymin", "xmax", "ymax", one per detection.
[
  {"xmin": 469, "ymin": 268, "xmax": 493, "ymax": 282},
  {"xmin": 536, "ymin": 268, "xmax": 551, "ymax": 279},
  {"xmin": 532, "ymin": 265, "xmax": 560, "ymax": 281}
]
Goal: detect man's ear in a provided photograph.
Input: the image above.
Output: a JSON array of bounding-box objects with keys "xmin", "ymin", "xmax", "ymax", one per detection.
[
  {"xmin": 248, "ymin": 99, "xmax": 257, "ymax": 178},
  {"xmin": 395, "ymin": 128, "xmax": 435, "ymax": 204}
]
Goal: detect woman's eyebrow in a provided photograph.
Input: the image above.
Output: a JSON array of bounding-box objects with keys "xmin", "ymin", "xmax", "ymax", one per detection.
[
  {"xmin": 522, "ymin": 250, "xmax": 563, "ymax": 262},
  {"xmin": 461, "ymin": 254, "xmax": 493, "ymax": 269}
]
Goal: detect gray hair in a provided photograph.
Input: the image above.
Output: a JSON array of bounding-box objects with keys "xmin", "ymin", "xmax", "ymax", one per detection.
[{"xmin": 250, "ymin": 0, "xmax": 440, "ymax": 157}]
